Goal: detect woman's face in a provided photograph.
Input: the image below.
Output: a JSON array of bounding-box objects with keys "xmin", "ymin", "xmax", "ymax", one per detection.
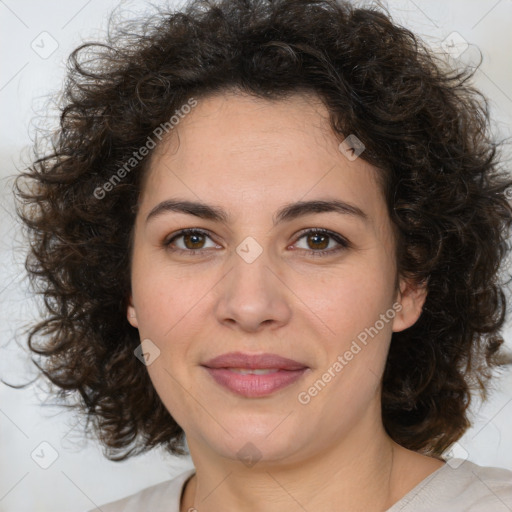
[{"xmin": 127, "ymin": 91, "xmax": 426, "ymax": 466}]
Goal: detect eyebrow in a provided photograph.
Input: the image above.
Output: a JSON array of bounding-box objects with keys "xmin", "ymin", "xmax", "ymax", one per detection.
[{"xmin": 145, "ymin": 198, "xmax": 368, "ymax": 226}]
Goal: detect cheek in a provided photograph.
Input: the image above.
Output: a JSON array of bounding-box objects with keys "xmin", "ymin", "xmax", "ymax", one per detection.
[
  {"xmin": 131, "ymin": 254, "xmax": 209, "ymax": 338},
  {"xmin": 301, "ymin": 322, "xmax": 392, "ymax": 426},
  {"xmin": 296, "ymin": 266, "xmax": 394, "ymax": 337},
  {"xmin": 299, "ymin": 266, "xmax": 396, "ymax": 402}
]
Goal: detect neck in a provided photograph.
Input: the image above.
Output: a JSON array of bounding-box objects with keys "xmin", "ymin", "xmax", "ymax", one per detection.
[{"xmin": 180, "ymin": 411, "xmax": 431, "ymax": 512}]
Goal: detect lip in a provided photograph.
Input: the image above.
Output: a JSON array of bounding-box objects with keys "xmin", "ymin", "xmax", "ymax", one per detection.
[
  {"xmin": 203, "ymin": 352, "xmax": 307, "ymax": 370},
  {"xmin": 201, "ymin": 352, "xmax": 309, "ymax": 398}
]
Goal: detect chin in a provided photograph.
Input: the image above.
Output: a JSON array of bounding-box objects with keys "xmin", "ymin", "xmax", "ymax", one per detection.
[{"xmin": 198, "ymin": 419, "xmax": 308, "ymax": 466}]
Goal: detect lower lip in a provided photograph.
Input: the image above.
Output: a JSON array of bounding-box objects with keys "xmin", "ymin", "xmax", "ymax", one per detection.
[{"xmin": 203, "ymin": 367, "xmax": 308, "ymax": 398}]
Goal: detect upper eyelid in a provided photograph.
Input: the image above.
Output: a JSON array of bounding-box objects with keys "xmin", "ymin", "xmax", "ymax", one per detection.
[{"xmin": 165, "ymin": 228, "xmax": 217, "ymax": 245}]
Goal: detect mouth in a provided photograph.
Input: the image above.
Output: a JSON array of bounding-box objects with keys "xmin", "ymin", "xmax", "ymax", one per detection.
[
  {"xmin": 201, "ymin": 352, "xmax": 309, "ymax": 398},
  {"xmin": 224, "ymin": 368, "xmax": 280, "ymax": 375}
]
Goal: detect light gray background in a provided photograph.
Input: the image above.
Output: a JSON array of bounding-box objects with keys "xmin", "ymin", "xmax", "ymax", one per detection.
[{"xmin": 1, "ymin": 1, "xmax": 511, "ymax": 511}]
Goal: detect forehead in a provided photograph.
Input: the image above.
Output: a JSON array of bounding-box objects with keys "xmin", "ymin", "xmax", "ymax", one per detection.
[{"xmin": 140, "ymin": 91, "xmax": 387, "ymax": 227}]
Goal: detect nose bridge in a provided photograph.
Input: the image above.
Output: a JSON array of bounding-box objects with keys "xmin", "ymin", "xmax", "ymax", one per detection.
[
  {"xmin": 230, "ymin": 234, "xmax": 277, "ymax": 301},
  {"xmin": 214, "ymin": 234, "xmax": 291, "ymax": 330},
  {"xmin": 235, "ymin": 241, "xmax": 271, "ymax": 290}
]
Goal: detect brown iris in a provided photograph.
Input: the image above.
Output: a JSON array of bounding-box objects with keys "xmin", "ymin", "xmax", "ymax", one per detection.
[
  {"xmin": 183, "ymin": 232, "xmax": 206, "ymax": 249},
  {"xmin": 306, "ymin": 232, "xmax": 329, "ymax": 250}
]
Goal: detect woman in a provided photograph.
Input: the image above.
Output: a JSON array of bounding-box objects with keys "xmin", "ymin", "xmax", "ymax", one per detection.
[{"xmin": 16, "ymin": 0, "xmax": 512, "ymax": 510}]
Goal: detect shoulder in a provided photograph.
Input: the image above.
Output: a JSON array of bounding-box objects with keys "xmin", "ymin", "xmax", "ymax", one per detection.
[
  {"xmin": 389, "ymin": 459, "xmax": 512, "ymax": 512},
  {"xmin": 462, "ymin": 461, "xmax": 512, "ymax": 510},
  {"xmin": 86, "ymin": 468, "xmax": 196, "ymax": 512}
]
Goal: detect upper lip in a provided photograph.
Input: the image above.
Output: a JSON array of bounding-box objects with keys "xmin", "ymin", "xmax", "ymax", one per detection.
[{"xmin": 202, "ymin": 352, "xmax": 308, "ymax": 370}]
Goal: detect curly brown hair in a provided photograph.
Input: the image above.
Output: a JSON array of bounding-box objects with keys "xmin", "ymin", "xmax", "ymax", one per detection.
[{"xmin": 14, "ymin": 0, "xmax": 512, "ymax": 461}]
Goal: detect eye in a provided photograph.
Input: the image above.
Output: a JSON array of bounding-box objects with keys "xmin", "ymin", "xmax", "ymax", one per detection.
[
  {"xmin": 291, "ymin": 228, "xmax": 350, "ymax": 257},
  {"xmin": 164, "ymin": 227, "xmax": 350, "ymax": 257},
  {"xmin": 164, "ymin": 228, "xmax": 219, "ymax": 255}
]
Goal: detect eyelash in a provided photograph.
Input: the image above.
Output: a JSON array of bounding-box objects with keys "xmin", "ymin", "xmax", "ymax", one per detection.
[{"xmin": 163, "ymin": 228, "xmax": 350, "ymax": 258}]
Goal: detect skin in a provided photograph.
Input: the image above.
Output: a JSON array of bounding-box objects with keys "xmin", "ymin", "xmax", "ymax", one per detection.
[{"xmin": 127, "ymin": 91, "xmax": 445, "ymax": 512}]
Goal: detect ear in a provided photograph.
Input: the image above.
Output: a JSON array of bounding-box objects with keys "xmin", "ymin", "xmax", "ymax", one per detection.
[
  {"xmin": 392, "ymin": 277, "xmax": 428, "ymax": 333},
  {"xmin": 127, "ymin": 295, "xmax": 139, "ymax": 328}
]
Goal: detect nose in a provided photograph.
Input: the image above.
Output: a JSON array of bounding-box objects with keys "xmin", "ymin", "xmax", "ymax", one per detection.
[{"xmin": 214, "ymin": 247, "xmax": 292, "ymax": 333}]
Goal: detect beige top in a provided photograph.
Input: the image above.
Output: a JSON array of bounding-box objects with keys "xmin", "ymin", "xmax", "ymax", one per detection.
[{"xmin": 89, "ymin": 459, "xmax": 512, "ymax": 511}]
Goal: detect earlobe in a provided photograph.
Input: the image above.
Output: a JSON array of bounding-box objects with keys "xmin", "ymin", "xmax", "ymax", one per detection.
[
  {"xmin": 392, "ymin": 277, "xmax": 428, "ymax": 333},
  {"xmin": 127, "ymin": 296, "xmax": 138, "ymax": 328}
]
